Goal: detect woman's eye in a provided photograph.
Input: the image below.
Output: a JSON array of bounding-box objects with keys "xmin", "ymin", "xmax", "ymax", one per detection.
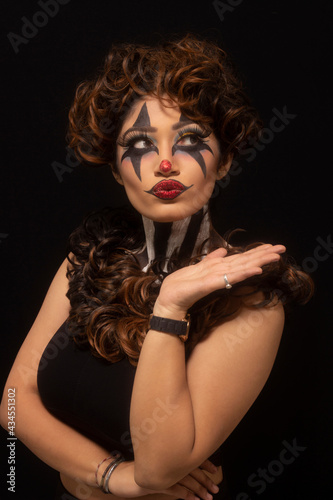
[
  {"xmin": 132, "ymin": 138, "xmax": 152, "ymax": 149},
  {"xmin": 177, "ymin": 134, "xmax": 200, "ymax": 146}
]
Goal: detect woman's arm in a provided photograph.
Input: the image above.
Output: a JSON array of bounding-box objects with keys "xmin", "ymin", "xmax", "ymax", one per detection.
[
  {"xmin": 0, "ymin": 258, "xmax": 111, "ymax": 487},
  {"xmin": 130, "ymin": 245, "xmax": 286, "ymax": 489},
  {"xmin": 0, "ymin": 258, "xmax": 219, "ymax": 499},
  {"xmin": 0, "ymin": 258, "xmax": 150, "ymax": 497}
]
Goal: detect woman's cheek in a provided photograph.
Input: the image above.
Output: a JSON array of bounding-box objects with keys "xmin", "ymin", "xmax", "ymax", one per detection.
[
  {"xmin": 123, "ymin": 151, "xmax": 157, "ymax": 183},
  {"xmin": 139, "ymin": 151, "xmax": 158, "ymax": 173}
]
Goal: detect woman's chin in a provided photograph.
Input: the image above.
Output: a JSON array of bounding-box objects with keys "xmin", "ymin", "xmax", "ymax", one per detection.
[
  {"xmin": 139, "ymin": 201, "xmax": 208, "ymax": 223},
  {"xmin": 143, "ymin": 210, "xmax": 199, "ymax": 223}
]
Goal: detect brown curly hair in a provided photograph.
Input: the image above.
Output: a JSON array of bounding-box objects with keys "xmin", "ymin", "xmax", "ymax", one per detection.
[
  {"xmin": 65, "ymin": 34, "xmax": 314, "ymax": 365},
  {"xmin": 65, "ymin": 206, "xmax": 313, "ymax": 365},
  {"xmin": 67, "ymin": 33, "xmax": 262, "ymax": 171}
]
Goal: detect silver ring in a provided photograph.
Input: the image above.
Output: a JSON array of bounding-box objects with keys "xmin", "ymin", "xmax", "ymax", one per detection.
[{"xmin": 224, "ymin": 274, "xmax": 232, "ymax": 289}]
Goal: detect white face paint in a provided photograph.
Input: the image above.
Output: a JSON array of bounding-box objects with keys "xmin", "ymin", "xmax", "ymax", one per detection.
[{"xmin": 115, "ymin": 97, "xmax": 225, "ymax": 223}]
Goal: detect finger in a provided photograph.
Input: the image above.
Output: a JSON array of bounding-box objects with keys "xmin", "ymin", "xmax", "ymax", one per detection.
[
  {"xmin": 217, "ymin": 246, "xmax": 285, "ymax": 274},
  {"xmin": 205, "ymin": 247, "xmax": 228, "ymax": 260},
  {"xmin": 226, "ymin": 244, "xmax": 273, "ymax": 261},
  {"xmin": 203, "ymin": 249, "xmax": 284, "ymax": 292},
  {"xmin": 163, "ymin": 483, "xmax": 201, "ymax": 500},
  {"xmin": 245, "ymin": 243, "xmax": 285, "ymax": 254},
  {"xmin": 216, "ymin": 265, "xmax": 266, "ymax": 290},
  {"xmin": 177, "ymin": 468, "xmax": 220, "ymax": 497},
  {"xmin": 176, "ymin": 474, "xmax": 213, "ymax": 500},
  {"xmin": 226, "ymin": 244, "xmax": 286, "ymax": 263},
  {"xmin": 206, "ymin": 245, "xmax": 285, "ymax": 272},
  {"xmin": 199, "ymin": 459, "xmax": 218, "ymax": 474},
  {"xmin": 243, "ymin": 244, "xmax": 286, "ymax": 254},
  {"xmin": 190, "ymin": 468, "xmax": 220, "ymax": 494},
  {"xmin": 241, "ymin": 251, "xmax": 282, "ymax": 269},
  {"xmin": 244, "ymin": 244, "xmax": 286, "ymax": 260}
]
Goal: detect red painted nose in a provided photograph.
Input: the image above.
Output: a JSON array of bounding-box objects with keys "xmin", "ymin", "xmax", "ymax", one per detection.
[{"xmin": 159, "ymin": 159, "xmax": 172, "ymax": 173}]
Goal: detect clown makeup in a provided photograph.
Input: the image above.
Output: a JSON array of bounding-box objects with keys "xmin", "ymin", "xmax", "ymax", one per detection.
[
  {"xmin": 115, "ymin": 97, "xmax": 224, "ymax": 223},
  {"xmin": 118, "ymin": 103, "xmax": 159, "ymax": 181},
  {"xmin": 140, "ymin": 205, "xmax": 211, "ymax": 272},
  {"xmin": 117, "ymin": 105, "xmax": 215, "ymax": 181},
  {"xmin": 171, "ymin": 113, "xmax": 213, "ymax": 178}
]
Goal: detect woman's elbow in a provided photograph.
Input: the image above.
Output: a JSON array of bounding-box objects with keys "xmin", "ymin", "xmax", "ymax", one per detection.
[
  {"xmin": 0, "ymin": 405, "xmax": 7, "ymax": 429},
  {"xmin": 134, "ymin": 465, "xmax": 174, "ymax": 491},
  {"xmin": 0, "ymin": 389, "xmax": 10, "ymax": 429},
  {"xmin": 0, "ymin": 380, "xmax": 35, "ymax": 435}
]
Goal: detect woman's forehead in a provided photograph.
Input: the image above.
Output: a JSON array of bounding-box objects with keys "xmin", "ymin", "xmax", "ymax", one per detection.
[{"xmin": 121, "ymin": 97, "xmax": 182, "ymax": 130}]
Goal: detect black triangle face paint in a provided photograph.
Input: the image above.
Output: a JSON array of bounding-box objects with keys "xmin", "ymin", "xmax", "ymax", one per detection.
[
  {"xmin": 171, "ymin": 142, "xmax": 213, "ymax": 177},
  {"xmin": 132, "ymin": 102, "xmax": 151, "ymax": 127},
  {"xmin": 172, "ymin": 112, "xmax": 214, "ymax": 177},
  {"xmin": 120, "ymin": 103, "xmax": 159, "ymax": 180},
  {"xmin": 120, "ymin": 105, "xmax": 214, "ymax": 181},
  {"xmin": 179, "ymin": 112, "xmax": 190, "ymax": 122}
]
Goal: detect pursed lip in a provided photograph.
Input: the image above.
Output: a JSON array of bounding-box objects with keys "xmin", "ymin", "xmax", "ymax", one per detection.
[{"xmin": 145, "ymin": 180, "xmax": 193, "ymax": 199}]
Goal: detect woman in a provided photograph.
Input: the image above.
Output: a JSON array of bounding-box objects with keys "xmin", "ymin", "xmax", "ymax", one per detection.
[{"xmin": 0, "ymin": 34, "xmax": 313, "ymax": 499}]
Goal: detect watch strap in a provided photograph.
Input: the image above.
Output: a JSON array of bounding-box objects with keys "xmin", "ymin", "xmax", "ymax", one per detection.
[{"xmin": 149, "ymin": 314, "xmax": 190, "ymax": 340}]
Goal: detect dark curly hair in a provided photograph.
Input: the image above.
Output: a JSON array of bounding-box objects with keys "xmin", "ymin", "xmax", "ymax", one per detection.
[
  {"xmin": 67, "ymin": 33, "xmax": 262, "ymax": 171},
  {"xmin": 65, "ymin": 34, "xmax": 314, "ymax": 365},
  {"xmin": 66, "ymin": 206, "xmax": 313, "ymax": 365}
]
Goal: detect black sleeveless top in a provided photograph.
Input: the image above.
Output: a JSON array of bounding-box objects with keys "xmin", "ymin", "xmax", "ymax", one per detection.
[{"xmin": 37, "ymin": 320, "xmax": 223, "ymax": 465}]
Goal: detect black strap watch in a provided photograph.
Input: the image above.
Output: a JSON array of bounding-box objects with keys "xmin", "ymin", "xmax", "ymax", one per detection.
[{"xmin": 149, "ymin": 313, "xmax": 191, "ymax": 342}]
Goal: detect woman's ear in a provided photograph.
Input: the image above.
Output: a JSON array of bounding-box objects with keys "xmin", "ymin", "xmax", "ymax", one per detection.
[
  {"xmin": 111, "ymin": 165, "xmax": 124, "ymax": 185},
  {"xmin": 216, "ymin": 154, "xmax": 233, "ymax": 180}
]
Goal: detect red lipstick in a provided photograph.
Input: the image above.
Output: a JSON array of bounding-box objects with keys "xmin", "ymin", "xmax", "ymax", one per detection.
[{"xmin": 146, "ymin": 180, "xmax": 192, "ymax": 200}]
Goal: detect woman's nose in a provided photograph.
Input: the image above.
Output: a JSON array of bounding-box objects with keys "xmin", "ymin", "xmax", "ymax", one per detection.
[
  {"xmin": 160, "ymin": 160, "xmax": 172, "ymax": 173},
  {"xmin": 156, "ymin": 159, "xmax": 179, "ymax": 176}
]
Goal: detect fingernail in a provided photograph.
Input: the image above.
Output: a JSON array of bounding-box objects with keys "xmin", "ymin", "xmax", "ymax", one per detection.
[
  {"xmin": 206, "ymin": 494, "xmax": 213, "ymax": 500},
  {"xmin": 212, "ymin": 485, "xmax": 219, "ymax": 493}
]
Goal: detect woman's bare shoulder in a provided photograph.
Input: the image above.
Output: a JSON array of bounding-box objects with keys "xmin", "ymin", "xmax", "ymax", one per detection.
[{"xmin": 1, "ymin": 257, "xmax": 72, "ymax": 395}]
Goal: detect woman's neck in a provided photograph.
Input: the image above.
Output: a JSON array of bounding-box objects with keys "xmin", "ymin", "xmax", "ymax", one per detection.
[{"xmin": 141, "ymin": 206, "xmax": 211, "ymax": 272}]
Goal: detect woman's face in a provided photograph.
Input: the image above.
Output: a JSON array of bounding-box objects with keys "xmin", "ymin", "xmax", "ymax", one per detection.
[{"xmin": 115, "ymin": 97, "xmax": 227, "ymax": 222}]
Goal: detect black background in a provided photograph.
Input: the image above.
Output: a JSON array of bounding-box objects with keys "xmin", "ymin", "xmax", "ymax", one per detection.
[{"xmin": 0, "ymin": 1, "xmax": 332, "ymax": 499}]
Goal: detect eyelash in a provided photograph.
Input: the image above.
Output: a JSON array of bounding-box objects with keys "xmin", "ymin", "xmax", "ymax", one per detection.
[
  {"xmin": 117, "ymin": 131, "xmax": 151, "ymax": 148},
  {"xmin": 175, "ymin": 126, "xmax": 210, "ymax": 143},
  {"xmin": 118, "ymin": 126, "xmax": 210, "ymax": 149}
]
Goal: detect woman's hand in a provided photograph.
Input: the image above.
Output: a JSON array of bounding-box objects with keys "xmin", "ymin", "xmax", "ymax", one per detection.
[
  {"xmin": 154, "ymin": 244, "xmax": 286, "ymax": 318},
  {"xmin": 108, "ymin": 459, "xmax": 221, "ymax": 499},
  {"xmin": 162, "ymin": 459, "xmax": 221, "ymax": 500}
]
